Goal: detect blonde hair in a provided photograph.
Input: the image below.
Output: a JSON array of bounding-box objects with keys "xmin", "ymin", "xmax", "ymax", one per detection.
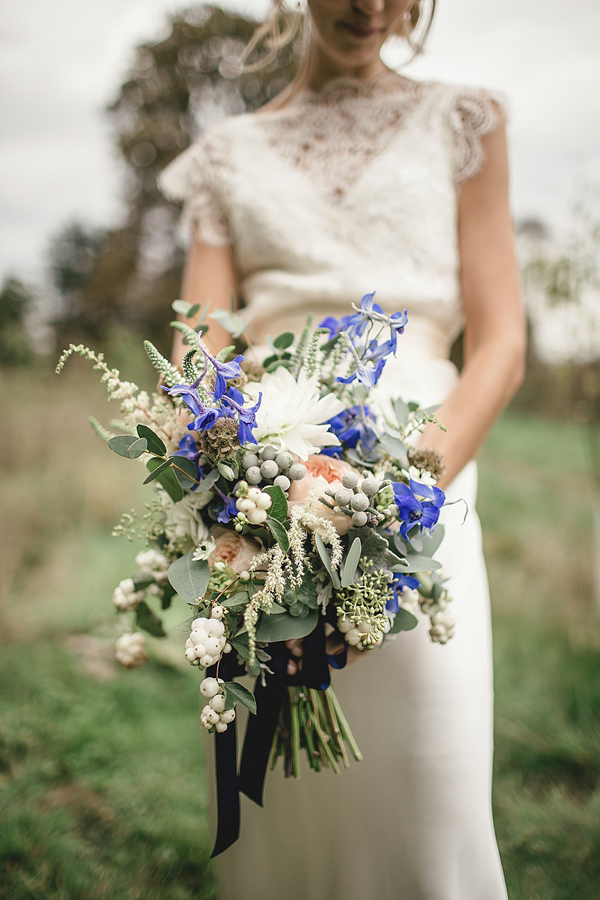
[{"xmin": 238, "ymin": 0, "xmax": 436, "ymax": 73}]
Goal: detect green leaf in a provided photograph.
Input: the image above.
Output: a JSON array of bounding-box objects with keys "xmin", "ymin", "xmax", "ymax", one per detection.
[
  {"xmin": 268, "ymin": 601, "xmax": 287, "ymax": 615},
  {"xmin": 408, "ymin": 401, "xmax": 420, "ymax": 412},
  {"xmin": 172, "ymin": 299, "xmax": 190, "ymax": 315},
  {"xmin": 388, "ymin": 607, "xmax": 419, "ymax": 634},
  {"xmin": 145, "ymin": 457, "xmax": 183, "ymax": 501},
  {"xmin": 174, "ymin": 615, "xmax": 198, "ymax": 632},
  {"xmin": 144, "ymin": 457, "xmax": 174, "ymax": 483},
  {"xmin": 266, "ymin": 516, "xmax": 290, "ymax": 552},
  {"xmin": 196, "ymin": 469, "xmax": 220, "ymax": 493},
  {"xmin": 107, "ymin": 435, "xmax": 139, "ymax": 457},
  {"xmin": 392, "ymin": 397, "xmax": 409, "ymax": 425},
  {"xmin": 379, "ymin": 433, "xmax": 408, "ymax": 463},
  {"xmin": 419, "ymin": 524, "xmax": 446, "ymax": 557},
  {"xmin": 186, "ymin": 302, "xmax": 200, "ymax": 319},
  {"xmin": 273, "ymin": 331, "xmax": 295, "ymax": 350},
  {"xmin": 209, "ymin": 309, "xmax": 247, "ymax": 338},
  {"xmin": 131, "ymin": 574, "xmax": 155, "ymax": 590},
  {"xmin": 314, "ymin": 534, "xmax": 340, "ymax": 589},
  {"xmin": 264, "ymin": 485, "xmax": 288, "ymax": 522},
  {"xmin": 127, "ymin": 437, "xmax": 148, "ymax": 459},
  {"xmin": 341, "ymin": 537, "xmax": 362, "ymax": 587},
  {"xmin": 136, "ymin": 424, "xmax": 166, "ymax": 456},
  {"xmin": 391, "ymin": 556, "xmax": 442, "ymax": 574},
  {"xmin": 221, "ymin": 591, "xmax": 250, "ymax": 608},
  {"xmin": 168, "ymin": 552, "xmax": 210, "ymax": 603},
  {"xmin": 135, "ymin": 601, "xmax": 166, "ymax": 637},
  {"xmin": 171, "ymin": 456, "xmax": 199, "ymax": 490},
  {"xmin": 256, "ymin": 608, "xmax": 318, "ymax": 642},
  {"xmin": 223, "ymin": 682, "xmax": 257, "ymax": 715}
]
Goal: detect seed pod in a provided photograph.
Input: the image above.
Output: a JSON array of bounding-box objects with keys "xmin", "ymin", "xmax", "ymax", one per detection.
[
  {"xmin": 242, "ymin": 452, "xmax": 259, "ymax": 469},
  {"xmin": 334, "ymin": 488, "xmax": 354, "ymax": 507},
  {"xmin": 341, "ymin": 472, "xmax": 359, "ymax": 490},
  {"xmin": 350, "ymin": 493, "xmax": 369, "ymax": 512},
  {"xmin": 288, "ymin": 463, "xmax": 306, "ymax": 481},
  {"xmin": 352, "ymin": 511, "xmax": 368, "ymax": 527},
  {"xmin": 360, "ymin": 477, "xmax": 380, "ymax": 496},
  {"xmin": 274, "ymin": 474, "xmax": 291, "ymax": 491},
  {"xmin": 260, "ymin": 445, "xmax": 277, "ymax": 460},
  {"xmin": 245, "ymin": 466, "xmax": 262, "ymax": 484},
  {"xmin": 275, "ymin": 452, "xmax": 293, "ymax": 470},
  {"xmin": 260, "ymin": 459, "xmax": 279, "ymax": 479}
]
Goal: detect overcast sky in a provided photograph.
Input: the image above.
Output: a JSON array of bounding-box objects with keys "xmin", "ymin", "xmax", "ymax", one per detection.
[{"xmin": 1, "ymin": 0, "xmax": 599, "ymax": 285}]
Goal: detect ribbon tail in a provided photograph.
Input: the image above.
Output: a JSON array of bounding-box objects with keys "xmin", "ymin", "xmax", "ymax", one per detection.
[
  {"xmin": 238, "ymin": 668, "xmax": 287, "ymax": 806},
  {"xmin": 210, "ymin": 722, "xmax": 240, "ymax": 857}
]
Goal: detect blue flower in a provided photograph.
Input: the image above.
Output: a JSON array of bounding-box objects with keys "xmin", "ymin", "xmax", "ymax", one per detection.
[
  {"xmin": 173, "ymin": 433, "xmax": 200, "ymax": 462},
  {"xmin": 326, "ymin": 405, "xmax": 377, "ymax": 452},
  {"xmin": 389, "ymin": 309, "xmax": 408, "ymax": 335},
  {"xmin": 165, "ymin": 384, "xmax": 221, "ymax": 432},
  {"xmin": 217, "ymin": 495, "xmax": 239, "ymax": 524},
  {"xmin": 386, "ymin": 572, "xmax": 421, "ymax": 614},
  {"xmin": 209, "ymin": 353, "xmax": 244, "ymax": 400},
  {"xmin": 318, "ymin": 314, "xmax": 356, "ymax": 339},
  {"xmin": 221, "ymin": 392, "xmax": 262, "ymax": 445},
  {"xmin": 365, "ymin": 335, "xmax": 398, "ymax": 364},
  {"xmin": 392, "ymin": 478, "xmax": 445, "ymax": 540},
  {"xmin": 337, "ymin": 357, "xmax": 386, "ymax": 389}
]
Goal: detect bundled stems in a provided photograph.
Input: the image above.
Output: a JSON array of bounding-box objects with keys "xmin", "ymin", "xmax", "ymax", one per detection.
[{"xmin": 270, "ymin": 686, "xmax": 362, "ymax": 777}]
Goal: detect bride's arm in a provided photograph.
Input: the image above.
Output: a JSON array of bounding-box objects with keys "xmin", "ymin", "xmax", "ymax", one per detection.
[
  {"xmin": 419, "ymin": 110, "xmax": 526, "ymax": 488},
  {"xmin": 171, "ymin": 238, "xmax": 238, "ymax": 367}
]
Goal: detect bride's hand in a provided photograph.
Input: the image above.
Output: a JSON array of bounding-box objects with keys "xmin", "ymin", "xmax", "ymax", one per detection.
[{"xmin": 285, "ymin": 636, "xmax": 363, "ymax": 675}]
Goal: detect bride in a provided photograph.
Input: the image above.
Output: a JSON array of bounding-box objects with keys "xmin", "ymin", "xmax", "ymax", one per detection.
[{"xmin": 160, "ymin": 1, "xmax": 526, "ymax": 898}]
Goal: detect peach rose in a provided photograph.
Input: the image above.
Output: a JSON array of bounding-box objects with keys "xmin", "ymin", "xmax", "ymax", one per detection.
[
  {"xmin": 287, "ymin": 455, "xmax": 360, "ymax": 535},
  {"xmin": 210, "ymin": 526, "xmax": 261, "ymax": 573}
]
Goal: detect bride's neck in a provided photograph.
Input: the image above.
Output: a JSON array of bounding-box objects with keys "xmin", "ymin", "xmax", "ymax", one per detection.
[{"xmin": 286, "ymin": 41, "xmax": 392, "ymax": 99}]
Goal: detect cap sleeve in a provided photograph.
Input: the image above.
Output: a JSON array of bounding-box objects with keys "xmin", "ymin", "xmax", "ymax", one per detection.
[
  {"xmin": 447, "ymin": 87, "xmax": 508, "ymax": 183},
  {"xmin": 158, "ymin": 138, "xmax": 231, "ymax": 246}
]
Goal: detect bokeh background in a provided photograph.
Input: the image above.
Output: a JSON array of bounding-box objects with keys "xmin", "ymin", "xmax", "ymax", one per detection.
[{"xmin": 1, "ymin": 2, "xmax": 600, "ymax": 899}]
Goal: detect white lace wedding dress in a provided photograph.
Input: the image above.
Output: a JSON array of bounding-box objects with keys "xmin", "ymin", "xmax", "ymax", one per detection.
[{"xmin": 160, "ymin": 76, "xmax": 509, "ymax": 900}]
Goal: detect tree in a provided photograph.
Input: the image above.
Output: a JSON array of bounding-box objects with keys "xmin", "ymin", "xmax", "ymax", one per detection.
[
  {"xmin": 0, "ymin": 278, "xmax": 35, "ymax": 366},
  {"xmin": 49, "ymin": 4, "xmax": 299, "ymax": 349}
]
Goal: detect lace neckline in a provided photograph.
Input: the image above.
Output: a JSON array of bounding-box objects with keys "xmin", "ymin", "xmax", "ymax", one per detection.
[{"xmin": 257, "ymin": 76, "xmax": 429, "ymax": 204}]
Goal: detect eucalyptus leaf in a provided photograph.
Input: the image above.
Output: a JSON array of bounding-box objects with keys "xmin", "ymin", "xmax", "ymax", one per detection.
[
  {"xmin": 388, "ymin": 607, "xmax": 418, "ymax": 634},
  {"xmin": 266, "ymin": 516, "xmax": 290, "ymax": 552},
  {"xmin": 221, "ymin": 591, "xmax": 250, "ymax": 608},
  {"xmin": 172, "ymin": 299, "xmax": 190, "ymax": 315},
  {"xmin": 144, "ymin": 457, "xmax": 174, "ymax": 483},
  {"xmin": 314, "ymin": 534, "xmax": 341, "ymax": 589},
  {"xmin": 341, "ymin": 537, "xmax": 362, "ymax": 587},
  {"xmin": 256, "ymin": 608, "xmax": 318, "ymax": 642},
  {"xmin": 273, "ymin": 331, "xmax": 294, "ymax": 350},
  {"xmin": 209, "ymin": 309, "xmax": 247, "ymax": 338},
  {"xmin": 145, "ymin": 457, "xmax": 183, "ymax": 501},
  {"xmin": 392, "ymin": 397, "xmax": 409, "ymax": 425},
  {"xmin": 223, "ymin": 681, "xmax": 257, "ymax": 715},
  {"xmin": 379, "ymin": 433, "xmax": 408, "ymax": 463},
  {"xmin": 127, "ymin": 437, "xmax": 148, "ymax": 459},
  {"xmin": 419, "ymin": 524, "xmax": 446, "ymax": 557},
  {"xmin": 132, "ymin": 574, "xmax": 155, "ymax": 590},
  {"xmin": 197, "ymin": 468, "xmax": 220, "ymax": 493},
  {"xmin": 171, "ymin": 456, "xmax": 200, "ymax": 490},
  {"xmin": 168, "ymin": 552, "xmax": 210, "ymax": 603},
  {"xmin": 392, "ymin": 556, "xmax": 442, "ymax": 574},
  {"xmin": 136, "ymin": 424, "xmax": 166, "ymax": 457},
  {"xmin": 264, "ymin": 485, "xmax": 288, "ymax": 522},
  {"xmin": 107, "ymin": 435, "xmax": 139, "ymax": 457},
  {"xmin": 186, "ymin": 302, "xmax": 200, "ymax": 319},
  {"xmin": 135, "ymin": 601, "xmax": 166, "ymax": 637}
]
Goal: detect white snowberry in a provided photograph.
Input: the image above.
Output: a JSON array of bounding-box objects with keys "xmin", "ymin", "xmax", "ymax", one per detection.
[
  {"xmin": 190, "ymin": 627, "xmax": 209, "ymax": 645},
  {"xmin": 214, "ymin": 721, "xmax": 228, "ymax": 733},
  {"xmin": 337, "ymin": 618, "xmax": 354, "ymax": 634},
  {"xmin": 220, "ymin": 708, "xmax": 236, "ymax": 724},
  {"xmin": 115, "ymin": 633, "xmax": 148, "ymax": 668},
  {"xmin": 255, "ymin": 492, "xmax": 272, "ymax": 510},
  {"xmin": 184, "ymin": 648, "xmax": 197, "ymax": 662},
  {"xmin": 202, "ymin": 705, "xmax": 220, "ymax": 725},
  {"xmin": 199, "ymin": 654, "xmax": 214, "ymax": 667},
  {"xmin": 205, "ymin": 619, "xmax": 225, "ymax": 638},
  {"xmin": 247, "ymin": 508, "xmax": 268, "ymax": 525},
  {"xmin": 236, "ymin": 498, "xmax": 255, "ymax": 513},
  {"xmin": 211, "ymin": 605, "xmax": 225, "ymax": 619},
  {"xmin": 346, "ymin": 629, "xmax": 362, "ymax": 646},
  {"xmin": 209, "ymin": 694, "xmax": 226, "ymax": 712},
  {"xmin": 200, "ymin": 677, "xmax": 220, "ymax": 698},
  {"xmin": 204, "ymin": 637, "xmax": 222, "ymax": 656}
]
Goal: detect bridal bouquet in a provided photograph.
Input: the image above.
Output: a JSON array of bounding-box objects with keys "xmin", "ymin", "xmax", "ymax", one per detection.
[{"xmin": 57, "ymin": 292, "xmax": 454, "ymax": 853}]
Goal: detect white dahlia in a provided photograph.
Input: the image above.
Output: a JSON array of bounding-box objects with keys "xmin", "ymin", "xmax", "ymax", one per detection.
[{"xmin": 244, "ymin": 366, "xmax": 345, "ymax": 460}]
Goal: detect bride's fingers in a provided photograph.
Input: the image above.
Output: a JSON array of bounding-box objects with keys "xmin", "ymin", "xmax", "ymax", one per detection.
[
  {"xmin": 286, "ymin": 638, "xmax": 304, "ymax": 658},
  {"xmin": 326, "ymin": 634, "xmax": 345, "ymax": 656}
]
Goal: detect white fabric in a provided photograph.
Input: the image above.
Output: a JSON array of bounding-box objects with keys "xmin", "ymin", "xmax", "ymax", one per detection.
[{"xmin": 160, "ymin": 76, "xmax": 508, "ymax": 900}]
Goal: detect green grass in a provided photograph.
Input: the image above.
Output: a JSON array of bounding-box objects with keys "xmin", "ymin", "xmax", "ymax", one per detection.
[{"xmin": 1, "ymin": 369, "xmax": 600, "ymax": 899}]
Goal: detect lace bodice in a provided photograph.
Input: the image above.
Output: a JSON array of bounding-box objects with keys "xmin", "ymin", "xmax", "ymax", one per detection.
[{"xmin": 159, "ymin": 78, "xmax": 505, "ymax": 355}]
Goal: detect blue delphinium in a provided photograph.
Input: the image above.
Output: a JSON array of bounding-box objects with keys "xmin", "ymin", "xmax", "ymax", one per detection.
[
  {"xmin": 326, "ymin": 405, "xmax": 377, "ymax": 452},
  {"xmin": 221, "ymin": 389, "xmax": 262, "ymax": 445},
  {"xmin": 392, "ymin": 479, "xmax": 445, "ymax": 540},
  {"xmin": 386, "ymin": 572, "xmax": 421, "ymax": 614},
  {"xmin": 166, "ymin": 384, "xmax": 222, "ymax": 431},
  {"xmin": 216, "ymin": 494, "xmax": 238, "ymax": 524}
]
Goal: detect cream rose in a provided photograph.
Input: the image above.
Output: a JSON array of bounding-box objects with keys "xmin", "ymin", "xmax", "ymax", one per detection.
[
  {"xmin": 287, "ymin": 455, "xmax": 360, "ymax": 535},
  {"xmin": 210, "ymin": 526, "xmax": 261, "ymax": 573}
]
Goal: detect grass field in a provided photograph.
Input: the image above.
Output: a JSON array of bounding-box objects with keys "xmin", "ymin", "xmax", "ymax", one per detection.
[{"xmin": 1, "ymin": 363, "xmax": 600, "ymax": 900}]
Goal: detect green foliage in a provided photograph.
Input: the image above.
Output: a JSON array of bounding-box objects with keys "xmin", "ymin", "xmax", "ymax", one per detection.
[
  {"xmin": 223, "ymin": 681, "xmax": 256, "ymax": 715},
  {"xmin": 255, "ymin": 608, "xmax": 318, "ymax": 643},
  {"xmin": 135, "ymin": 599, "xmax": 167, "ymax": 637},
  {"xmin": 0, "ymin": 277, "xmax": 35, "ymax": 366},
  {"xmin": 168, "ymin": 552, "xmax": 210, "ymax": 604}
]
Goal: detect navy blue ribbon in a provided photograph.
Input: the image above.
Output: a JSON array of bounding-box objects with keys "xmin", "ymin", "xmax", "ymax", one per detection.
[{"xmin": 210, "ymin": 615, "xmax": 347, "ymax": 857}]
